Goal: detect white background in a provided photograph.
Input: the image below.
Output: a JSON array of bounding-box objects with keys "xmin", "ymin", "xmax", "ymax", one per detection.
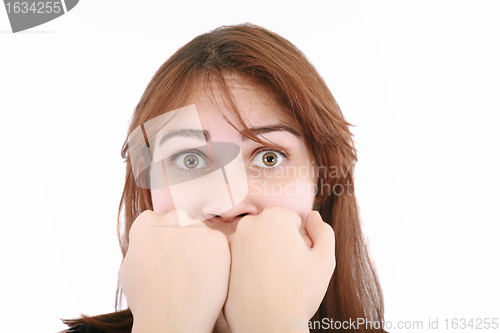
[{"xmin": 1, "ymin": 1, "xmax": 499, "ymax": 332}]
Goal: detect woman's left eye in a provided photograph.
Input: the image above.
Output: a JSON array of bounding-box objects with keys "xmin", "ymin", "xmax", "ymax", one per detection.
[
  {"xmin": 173, "ymin": 152, "xmax": 209, "ymax": 170},
  {"xmin": 251, "ymin": 150, "xmax": 286, "ymax": 168}
]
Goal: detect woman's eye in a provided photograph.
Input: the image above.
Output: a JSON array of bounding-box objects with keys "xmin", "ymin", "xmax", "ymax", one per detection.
[
  {"xmin": 174, "ymin": 152, "xmax": 209, "ymax": 170},
  {"xmin": 252, "ymin": 150, "xmax": 286, "ymax": 168}
]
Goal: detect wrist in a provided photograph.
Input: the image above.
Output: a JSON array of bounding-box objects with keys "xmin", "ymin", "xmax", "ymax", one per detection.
[
  {"xmin": 227, "ymin": 314, "xmax": 310, "ymax": 333},
  {"xmin": 131, "ymin": 312, "xmax": 216, "ymax": 333},
  {"xmin": 131, "ymin": 314, "xmax": 169, "ymax": 333}
]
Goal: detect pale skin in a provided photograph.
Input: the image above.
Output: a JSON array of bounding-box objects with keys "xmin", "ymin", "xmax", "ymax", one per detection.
[{"xmin": 118, "ymin": 76, "xmax": 336, "ymax": 333}]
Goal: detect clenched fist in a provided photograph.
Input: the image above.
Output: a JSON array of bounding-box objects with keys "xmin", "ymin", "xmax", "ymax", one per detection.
[
  {"xmin": 118, "ymin": 210, "xmax": 231, "ymax": 333},
  {"xmin": 224, "ymin": 207, "xmax": 335, "ymax": 333}
]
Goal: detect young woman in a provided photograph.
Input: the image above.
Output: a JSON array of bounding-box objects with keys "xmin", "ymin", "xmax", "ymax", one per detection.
[{"xmin": 62, "ymin": 23, "xmax": 385, "ymax": 333}]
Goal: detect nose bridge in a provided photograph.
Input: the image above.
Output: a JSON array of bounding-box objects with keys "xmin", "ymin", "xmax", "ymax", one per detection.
[
  {"xmin": 200, "ymin": 141, "xmax": 262, "ymax": 220},
  {"xmin": 245, "ymin": 164, "xmax": 264, "ymax": 196}
]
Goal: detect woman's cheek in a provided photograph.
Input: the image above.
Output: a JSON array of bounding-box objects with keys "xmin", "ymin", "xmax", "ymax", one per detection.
[
  {"xmin": 151, "ymin": 188, "xmax": 176, "ymax": 214},
  {"xmin": 248, "ymin": 175, "xmax": 316, "ymax": 227}
]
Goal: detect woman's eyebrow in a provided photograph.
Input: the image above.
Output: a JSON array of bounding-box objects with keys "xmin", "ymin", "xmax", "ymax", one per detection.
[
  {"xmin": 158, "ymin": 128, "xmax": 210, "ymax": 145},
  {"xmin": 244, "ymin": 124, "xmax": 301, "ymax": 140}
]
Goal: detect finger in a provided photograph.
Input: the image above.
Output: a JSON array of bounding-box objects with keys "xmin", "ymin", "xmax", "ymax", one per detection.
[
  {"xmin": 216, "ymin": 310, "xmax": 232, "ymax": 333},
  {"xmin": 299, "ymin": 223, "xmax": 313, "ymax": 248},
  {"xmin": 304, "ymin": 211, "xmax": 335, "ymax": 253},
  {"xmin": 144, "ymin": 210, "xmax": 205, "ymax": 228},
  {"xmin": 301, "ymin": 230, "xmax": 313, "ymax": 248}
]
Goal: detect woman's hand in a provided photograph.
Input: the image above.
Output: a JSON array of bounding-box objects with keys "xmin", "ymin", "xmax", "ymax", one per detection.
[
  {"xmin": 118, "ymin": 210, "xmax": 231, "ymax": 333},
  {"xmin": 224, "ymin": 207, "xmax": 335, "ymax": 333}
]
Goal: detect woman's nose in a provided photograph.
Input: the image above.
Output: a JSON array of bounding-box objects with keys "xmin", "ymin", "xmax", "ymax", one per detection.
[
  {"xmin": 206, "ymin": 199, "xmax": 259, "ymax": 222},
  {"xmin": 201, "ymin": 198, "xmax": 258, "ymax": 236}
]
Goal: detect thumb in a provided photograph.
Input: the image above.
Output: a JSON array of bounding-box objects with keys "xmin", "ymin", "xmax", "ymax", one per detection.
[
  {"xmin": 299, "ymin": 225, "xmax": 313, "ymax": 248},
  {"xmin": 304, "ymin": 211, "xmax": 335, "ymax": 253}
]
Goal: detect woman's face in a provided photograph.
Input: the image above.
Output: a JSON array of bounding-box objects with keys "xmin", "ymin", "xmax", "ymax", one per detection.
[{"xmin": 150, "ymin": 76, "xmax": 317, "ymax": 237}]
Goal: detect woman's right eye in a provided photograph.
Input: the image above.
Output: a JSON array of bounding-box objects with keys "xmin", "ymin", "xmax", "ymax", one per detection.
[{"xmin": 173, "ymin": 152, "xmax": 210, "ymax": 171}]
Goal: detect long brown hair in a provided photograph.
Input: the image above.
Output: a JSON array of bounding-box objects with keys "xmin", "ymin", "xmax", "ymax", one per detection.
[{"xmin": 62, "ymin": 23, "xmax": 384, "ymax": 333}]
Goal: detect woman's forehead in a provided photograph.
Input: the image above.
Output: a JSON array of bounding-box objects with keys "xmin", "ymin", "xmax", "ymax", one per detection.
[{"xmin": 187, "ymin": 75, "xmax": 294, "ymax": 127}]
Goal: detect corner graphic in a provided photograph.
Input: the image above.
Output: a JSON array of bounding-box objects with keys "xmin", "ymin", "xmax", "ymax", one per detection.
[{"xmin": 3, "ymin": 0, "xmax": 79, "ymax": 33}]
